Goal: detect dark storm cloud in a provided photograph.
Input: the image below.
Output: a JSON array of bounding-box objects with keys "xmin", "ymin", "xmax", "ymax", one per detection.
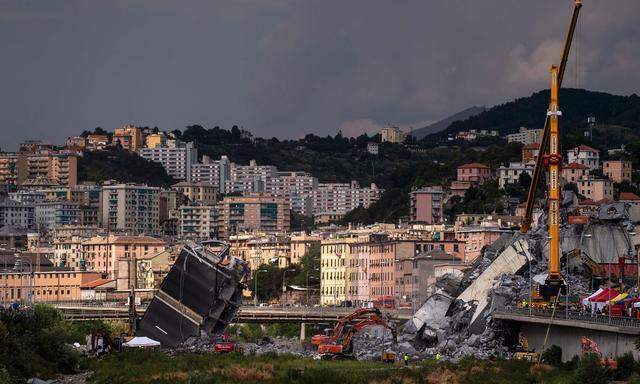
[{"xmin": 0, "ymin": 1, "xmax": 638, "ymax": 149}]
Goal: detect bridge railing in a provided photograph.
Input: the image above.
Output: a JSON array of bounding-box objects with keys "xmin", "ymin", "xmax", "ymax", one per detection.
[{"xmin": 498, "ymin": 306, "xmax": 640, "ymax": 329}]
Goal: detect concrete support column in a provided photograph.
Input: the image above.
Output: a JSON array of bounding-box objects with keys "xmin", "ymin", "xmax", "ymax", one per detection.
[{"xmin": 300, "ymin": 323, "xmax": 306, "ymax": 341}]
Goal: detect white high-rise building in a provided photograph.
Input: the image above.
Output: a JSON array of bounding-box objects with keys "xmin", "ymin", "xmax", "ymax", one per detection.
[
  {"xmin": 313, "ymin": 181, "xmax": 381, "ymax": 215},
  {"xmin": 178, "ymin": 204, "xmax": 217, "ymax": 240},
  {"xmin": 139, "ymin": 141, "xmax": 197, "ymax": 181},
  {"xmin": 190, "ymin": 155, "xmax": 231, "ymax": 193},
  {"xmin": 266, "ymin": 171, "xmax": 318, "ymax": 216}
]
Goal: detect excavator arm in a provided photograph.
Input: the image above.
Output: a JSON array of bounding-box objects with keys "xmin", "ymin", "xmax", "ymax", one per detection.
[
  {"xmin": 317, "ymin": 312, "xmax": 396, "ymax": 357},
  {"xmin": 520, "ymin": 0, "xmax": 583, "ymax": 233},
  {"xmin": 311, "ymin": 308, "xmax": 385, "ymax": 346}
]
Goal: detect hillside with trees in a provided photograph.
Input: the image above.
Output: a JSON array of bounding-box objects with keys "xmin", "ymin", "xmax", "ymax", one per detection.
[{"xmin": 75, "ymin": 89, "xmax": 640, "ymax": 224}]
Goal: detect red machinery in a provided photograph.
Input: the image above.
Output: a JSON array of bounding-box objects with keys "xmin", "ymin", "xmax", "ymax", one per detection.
[
  {"xmin": 314, "ymin": 308, "xmax": 397, "ymax": 359},
  {"xmin": 581, "ymin": 336, "xmax": 617, "ymax": 369},
  {"xmin": 311, "ymin": 308, "xmax": 387, "ymax": 346},
  {"xmin": 213, "ymin": 333, "xmax": 237, "ymax": 353}
]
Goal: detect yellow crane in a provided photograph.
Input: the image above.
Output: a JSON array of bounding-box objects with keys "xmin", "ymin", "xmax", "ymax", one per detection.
[{"xmin": 520, "ymin": 0, "xmax": 582, "ymax": 299}]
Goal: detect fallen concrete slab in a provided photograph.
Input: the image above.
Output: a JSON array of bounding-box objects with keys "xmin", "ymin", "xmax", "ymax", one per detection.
[
  {"xmin": 457, "ymin": 237, "xmax": 531, "ymax": 334},
  {"xmin": 137, "ymin": 240, "xmax": 249, "ymax": 347}
]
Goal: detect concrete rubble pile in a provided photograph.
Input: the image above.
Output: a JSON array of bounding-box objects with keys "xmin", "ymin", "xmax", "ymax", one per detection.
[{"xmin": 403, "ymin": 197, "xmax": 639, "ymax": 360}]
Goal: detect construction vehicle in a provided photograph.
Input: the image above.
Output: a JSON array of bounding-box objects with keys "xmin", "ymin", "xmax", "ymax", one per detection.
[
  {"xmin": 514, "ymin": 334, "xmax": 540, "ymax": 362},
  {"xmin": 311, "ymin": 307, "xmax": 387, "ymax": 346},
  {"xmin": 519, "ymin": 0, "xmax": 582, "ymax": 300},
  {"xmin": 581, "ymin": 336, "xmax": 617, "ymax": 369},
  {"xmin": 213, "ymin": 333, "xmax": 239, "ymax": 353},
  {"xmin": 381, "ymin": 351, "xmax": 397, "ymax": 364},
  {"xmin": 315, "ymin": 308, "xmax": 397, "ymax": 359}
]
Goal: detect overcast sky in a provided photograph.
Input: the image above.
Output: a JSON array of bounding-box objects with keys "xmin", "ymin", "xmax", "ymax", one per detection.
[{"xmin": 1, "ymin": 1, "xmax": 639, "ymax": 150}]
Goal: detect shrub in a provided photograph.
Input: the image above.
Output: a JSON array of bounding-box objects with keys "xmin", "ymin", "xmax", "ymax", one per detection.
[
  {"xmin": 542, "ymin": 345, "xmax": 563, "ymax": 367},
  {"xmin": 572, "ymin": 353, "xmax": 610, "ymax": 384},
  {"xmin": 614, "ymin": 352, "xmax": 638, "ymax": 381}
]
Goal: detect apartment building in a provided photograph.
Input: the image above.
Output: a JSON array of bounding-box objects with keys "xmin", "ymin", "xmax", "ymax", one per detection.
[
  {"xmin": 456, "ymin": 222, "xmax": 511, "ymax": 263},
  {"xmin": 216, "ymin": 194, "xmax": 290, "ymax": 240},
  {"xmin": 0, "ymin": 152, "xmax": 18, "ymax": 188},
  {"xmin": 313, "ymin": 181, "xmax": 381, "ymax": 215},
  {"xmin": 35, "ymin": 201, "xmax": 82, "ymax": 231},
  {"xmin": 80, "ymin": 235, "xmax": 166, "ymax": 278},
  {"xmin": 13, "ymin": 152, "xmax": 78, "ymax": 187},
  {"xmin": 138, "ymin": 141, "xmax": 197, "ymax": 181},
  {"xmin": 562, "ymin": 162, "xmax": 589, "ymax": 184},
  {"xmin": 497, "ymin": 162, "xmax": 534, "ymax": 188},
  {"xmin": 0, "ymin": 270, "xmax": 102, "ymax": 303},
  {"xmin": 86, "ymin": 135, "xmax": 109, "ymax": 150},
  {"xmin": 576, "ymin": 178, "xmax": 614, "ymax": 202},
  {"xmin": 52, "ymin": 235, "xmax": 85, "ymax": 269},
  {"xmin": 290, "ymin": 233, "xmax": 322, "ymax": 265},
  {"xmin": 457, "ymin": 163, "xmax": 491, "ymax": 183},
  {"xmin": 409, "ymin": 187, "xmax": 444, "ymax": 224},
  {"xmin": 100, "ymin": 184, "xmax": 161, "ymax": 234},
  {"xmin": 380, "ymin": 126, "xmax": 406, "ymax": 144},
  {"xmin": 145, "ymin": 133, "xmax": 167, "ymax": 149},
  {"xmin": 567, "ymin": 145, "xmax": 600, "ymax": 171},
  {"xmin": 522, "ymin": 143, "xmax": 540, "ymax": 164},
  {"xmin": 225, "ymin": 160, "xmax": 278, "ymax": 193},
  {"xmin": 173, "ymin": 181, "xmax": 217, "ymax": 204},
  {"xmin": 320, "ymin": 234, "xmax": 358, "ymax": 305},
  {"xmin": 190, "ymin": 155, "xmax": 231, "ymax": 193},
  {"xmin": 266, "ymin": 171, "xmax": 318, "ymax": 216},
  {"xmin": 178, "ymin": 204, "xmax": 217, "ymax": 240},
  {"xmin": 113, "ymin": 124, "xmax": 144, "ymax": 151},
  {"xmin": 506, "ymin": 127, "xmax": 543, "ymax": 145},
  {"xmin": 0, "ymin": 198, "xmax": 35, "ymax": 229},
  {"xmin": 348, "ymin": 235, "xmax": 373, "ymax": 306},
  {"xmin": 603, "ymin": 160, "xmax": 632, "ymax": 183}
]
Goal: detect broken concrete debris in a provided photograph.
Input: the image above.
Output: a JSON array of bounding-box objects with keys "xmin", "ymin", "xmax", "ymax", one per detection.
[
  {"xmin": 137, "ymin": 241, "xmax": 249, "ymax": 347},
  {"xmin": 402, "ymin": 201, "xmax": 639, "ymax": 360}
]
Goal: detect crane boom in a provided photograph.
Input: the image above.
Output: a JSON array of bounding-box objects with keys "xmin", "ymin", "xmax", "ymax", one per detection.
[
  {"xmin": 520, "ymin": 0, "xmax": 582, "ymax": 233},
  {"xmin": 544, "ymin": 65, "xmax": 564, "ymax": 297}
]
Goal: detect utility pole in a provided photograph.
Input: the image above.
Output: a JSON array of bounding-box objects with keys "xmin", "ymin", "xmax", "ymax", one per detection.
[{"xmin": 127, "ymin": 253, "xmax": 137, "ymax": 336}]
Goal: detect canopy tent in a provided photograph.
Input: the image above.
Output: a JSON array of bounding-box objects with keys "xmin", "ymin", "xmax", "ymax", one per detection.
[
  {"xmin": 581, "ymin": 288, "xmax": 604, "ymax": 306},
  {"xmin": 589, "ymin": 288, "xmax": 620, "ymax": 302},
  {"xmin": 587, "ymin": 288, "xmax": 620, "ymax": 312},
  {"xmin": 123, "ymin": 336, "xmax": 161, "ymax": 348},
  {"xmin": 609, "ymin": 292, "xmax": 629, "ymax": 304}
]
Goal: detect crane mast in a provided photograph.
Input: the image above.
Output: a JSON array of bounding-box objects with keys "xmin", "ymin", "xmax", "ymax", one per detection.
[
  {"xmin": 543, "ymin": 65, "xmax": 565, "ymax": 297},
  {"xmin": 520, "ymin": 0, "xmax": 582, "ymax": 233}
]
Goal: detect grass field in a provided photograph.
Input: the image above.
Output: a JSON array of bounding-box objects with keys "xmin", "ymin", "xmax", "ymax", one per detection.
[{"xmin": 88, "ymin": 350, "xmax": 625, "ymax": 384}]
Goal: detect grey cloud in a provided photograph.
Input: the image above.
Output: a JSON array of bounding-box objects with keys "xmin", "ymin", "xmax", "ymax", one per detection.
[{"xmin": 0, "ymin": 0, "xmax": 639, "ymax": 149}]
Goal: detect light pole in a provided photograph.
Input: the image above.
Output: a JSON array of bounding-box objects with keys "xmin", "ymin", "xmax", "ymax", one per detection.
[
  {"xmin": 282, "ymin": 268, "xmax": 295, "ymax": 306},
  {"xmin": 306, "ymin": 268, "xmax": 319, "ymax": 306},
  {"xmin": 253, "ymin": 269, "xmax": 267, "ymax": 306}
]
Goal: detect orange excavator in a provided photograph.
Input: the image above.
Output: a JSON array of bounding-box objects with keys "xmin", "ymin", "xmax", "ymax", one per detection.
[
  {"xmin": 581, "ymin": 336, "xmax": 617, "ymax": 369},
  {"xmin": 312, "ymin": 308, "xmax": 397, "ymax": 359},
  {"xmin": 311, "ymin": 308, "xmax": 386, "ymax": 346}
]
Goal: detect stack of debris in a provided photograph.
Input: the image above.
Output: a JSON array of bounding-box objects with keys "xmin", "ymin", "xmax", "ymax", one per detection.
[
  {"xmin": 137, "ymin": 241, "xmax": 249, "ymax": 347},
  {"xmin": 403, "ymin": 200, "xmax": 639, "ymax": 360}
]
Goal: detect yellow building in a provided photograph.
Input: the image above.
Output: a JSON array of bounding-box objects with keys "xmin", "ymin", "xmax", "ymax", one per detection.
[{"xmin": 320, "ymin": 234, "xmax": 358, "ymax": 305}]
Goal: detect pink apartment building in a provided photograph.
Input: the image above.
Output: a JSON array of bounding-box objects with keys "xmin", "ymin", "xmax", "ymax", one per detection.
[
  {"xmin": 410, "ymin": 187, "xmax": 444, "ymax": 224},
  {"xmin": 457, "ymin": 163, "xmax": 491, "ymax": 183}
]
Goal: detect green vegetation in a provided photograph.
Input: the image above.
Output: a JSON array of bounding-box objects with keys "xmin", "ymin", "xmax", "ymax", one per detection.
[
  {"xmin": 78, "ymin": 148, "xmax": 175, "ymax": 187},
  {"xmin": 86, "ymin": 350, "xmax": 640, "ymax": 384},
  {"xmin": 249, "ymin": 244, "xmax": 320, "ymax": 303},
  {"xmin": 0, "ymin": 305, "xmax": 123, "ymax": 383},
  {"xmin": 75, "ymin": 89, "xmax": 640, "ymax": 222}
]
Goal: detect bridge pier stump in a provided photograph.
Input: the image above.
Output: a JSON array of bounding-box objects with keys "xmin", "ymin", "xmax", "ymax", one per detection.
[{"xmin": 300, "ymin": 323, "xmax": 306, "ymax": 341}]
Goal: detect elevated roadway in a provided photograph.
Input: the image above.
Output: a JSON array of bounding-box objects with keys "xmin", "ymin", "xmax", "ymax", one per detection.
[
  {"xmin": 53, "ymin": 304, "xmax": 412, "ymax": 323},
  {"xmin": 494, "ymin": 307, "xmax": 640, "ymax": 361}
]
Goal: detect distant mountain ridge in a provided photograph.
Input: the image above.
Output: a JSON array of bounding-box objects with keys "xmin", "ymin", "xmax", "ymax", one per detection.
[
  {"xmin": 424, "ymin": 89, "xmax": 640, "ymax": 142},
  {"xmin": 412, "ymin": 106, "xmax": 487, "ymax": 139}
]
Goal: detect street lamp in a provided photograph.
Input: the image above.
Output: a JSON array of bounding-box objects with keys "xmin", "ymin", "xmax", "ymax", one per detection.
[
  {"xmin": 254, "ymin": 269, "xmax": 267, "ymax": 306},
  {"xmin": 282, "ymin": 268, "xmax": 296, "ymax": 306},
  {"xmin": 306, "ymin": 268, "xmax": 319, "ymax": 306}
]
